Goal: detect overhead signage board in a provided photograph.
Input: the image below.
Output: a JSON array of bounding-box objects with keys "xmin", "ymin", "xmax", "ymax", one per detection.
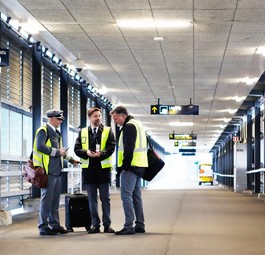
[
  {"xmin": 0, "ymin": 48, "xmax": 9, "ymax": 67},
  {"xmin": 174, "ymin": 142, "xmax": 179, "ymax": 146},
  {"xmin": 174, "ymin": 141, "xmax": 196, "ymax": 147},
  {"xmin": 182, "ymin": 153, "xmax": 196, "ymax": 156},
  {"xmin": 182, "ymin": 142, "xmax": 196, "ymax": 147},
  {"xmin": 179, "ymin": 148, "xmax": 196, "ymax": 153},
  {"xmin": 169, "ymin": 134, "xmax": 197, "ymax": 140},
  {"xmin": 151, "ymin": 104, "xmax": 199, "ymax": 115}
]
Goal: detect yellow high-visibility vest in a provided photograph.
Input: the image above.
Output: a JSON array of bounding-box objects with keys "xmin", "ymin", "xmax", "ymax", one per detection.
[
  {"xmin": 32, "ymin": 126, "xmax": 63, "ymax": 174},
  {"xmin": 80, "ymin": 126, "xmax": 112, "ymax": 169},
  {"xmin": 118, "ymin": 119, "xmax": 148, "ymax": 168}
]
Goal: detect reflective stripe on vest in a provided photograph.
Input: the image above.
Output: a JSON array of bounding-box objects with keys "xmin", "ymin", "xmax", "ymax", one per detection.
[
  {"xmin": 32, "ymin": 125, "xmax": 64, "ymax": 174},
  {"xmin": 33, "ymin": 126, "xmax": 50, "ymax": 173},
  {"xmin": 80, "ymin": 126, "xmax": 112, "ymax": 169},
  {"xmin": 118, "ymin": 119, "xmax": 148, "ymax": 168}
]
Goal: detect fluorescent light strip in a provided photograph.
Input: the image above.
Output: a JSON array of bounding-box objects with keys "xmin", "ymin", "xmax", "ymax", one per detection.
[
  {"xmin": 117, "ymin": 20, "xmax": 190, "ymax": 28},
  {"xmin": 154, "ymin": 37, "xmax": 164, "ymax": 41},
  {"xmin": 169, "ymin": 122, "xmax": 193, "ymax": 127}
]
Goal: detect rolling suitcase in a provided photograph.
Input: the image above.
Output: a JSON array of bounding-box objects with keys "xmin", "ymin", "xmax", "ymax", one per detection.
[{"xmin": 65, "ymin": 193, "xmax": 91, "ymax": 232}]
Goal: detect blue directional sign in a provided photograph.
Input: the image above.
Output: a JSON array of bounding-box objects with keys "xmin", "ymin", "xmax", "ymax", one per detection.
[
  {"xmin": 151, "ymin": 104, "xmax": 199, "ymax": 115},
  {"xmin": 182, "ymin": 153, "xmax": 196, "ymax": 156},
  {"xmin": 179, "ymin": 148, "xmax": 196, "ymax": 153}
]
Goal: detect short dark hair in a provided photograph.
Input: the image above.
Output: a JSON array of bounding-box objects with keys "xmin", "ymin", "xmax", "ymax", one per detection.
[
  {"xmin": 88, "ymin": 107, "xmax": 101, "ymax": 117},
  {"xmin": 110, "ymin": 106, "xmax": 128, "ymax": 116}
]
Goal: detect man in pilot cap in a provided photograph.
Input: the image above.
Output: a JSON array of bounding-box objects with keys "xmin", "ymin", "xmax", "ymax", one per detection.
[{"xmin": 32, "ymin": 109, "xmax": 79, "ymax": 236}]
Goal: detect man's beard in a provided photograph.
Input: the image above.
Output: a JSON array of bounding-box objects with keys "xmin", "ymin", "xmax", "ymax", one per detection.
[{"xmin": 93, "ymin": 120, "xmax": 100, "ymax": 126}]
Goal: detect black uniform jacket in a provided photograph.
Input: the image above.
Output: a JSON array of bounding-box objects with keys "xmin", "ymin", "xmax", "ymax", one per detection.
[
  {"xmin": 74, "ymin": 124, "xmax": 115, "ymax": 184},
  {"xmin": 119, "ymin": 116, "xmax": 145, "ymax": 178}
]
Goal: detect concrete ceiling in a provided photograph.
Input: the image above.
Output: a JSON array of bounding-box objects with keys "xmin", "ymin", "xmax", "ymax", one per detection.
[{"xmin": 1, "ymin": 0, "xmax": 265, "ymax": 154}]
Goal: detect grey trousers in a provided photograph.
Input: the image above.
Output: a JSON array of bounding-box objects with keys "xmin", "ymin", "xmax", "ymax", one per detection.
[
  {"xmin": 120, "ymin": 170, "xmax": 145, "ymax": 229},
  {"xmin": 38, "ymin": 175, "xmax": 61, "ymax": 230},
  {"xmin": 86, "ymin": 183, "xmax": 112, "ymax": 228}
]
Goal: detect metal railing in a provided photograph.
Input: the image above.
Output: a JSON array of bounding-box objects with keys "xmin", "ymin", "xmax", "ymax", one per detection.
[
  {"xmin": 214, "ymin": 168, "xmax": 265, "ymax": 193},
  {"xmin": 0, "ymin": 161, "xmax": 31, "ymax": 210},
  {"xmin": 246, "ymin": 168, "xmax": 265, "ymax": 194},
  {"xmin": 62, "ymin": 166, "xmax": 82, "ymax": 194}
]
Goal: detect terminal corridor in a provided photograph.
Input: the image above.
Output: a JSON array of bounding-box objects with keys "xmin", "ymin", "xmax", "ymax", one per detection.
[{"xmin": 1, "ymin": 187, "xmax": 265, "ymax": 255}]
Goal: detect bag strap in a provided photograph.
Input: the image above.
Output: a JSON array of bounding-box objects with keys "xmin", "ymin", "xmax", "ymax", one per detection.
[{"xmin": 146, "ymin": 134, "xmax": 153, "ymax": 150}]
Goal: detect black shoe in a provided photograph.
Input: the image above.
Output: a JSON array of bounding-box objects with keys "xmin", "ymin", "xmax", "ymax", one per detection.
[
  {"xmin": 39, "ymin": 228, "xmax": 58, "ymax": 236},
  {"xmin": 134, "ymin": 226, "xmax": 145, "ymax": 233},
  {"xmin": 51, "ymin": 226, "xmax": 69, "ymax": 234},
  {"xmin": 88, "ymin": 226, "xmax": 100, "ymax": 234},
  {"xmin": 104, "ymin": 227, "xmax": 115, "ymax": 233},
  {"xmin": 114, "ymin": 228, "xmax": 135, "ymax": 235}
]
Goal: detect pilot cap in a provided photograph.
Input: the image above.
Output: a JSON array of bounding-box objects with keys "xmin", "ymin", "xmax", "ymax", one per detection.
[{"xmin": 46, "ymin": 109, "xmax": 64, "ymax": 120}]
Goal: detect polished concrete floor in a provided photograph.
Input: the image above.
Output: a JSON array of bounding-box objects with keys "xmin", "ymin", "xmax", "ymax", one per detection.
[{"xmin": 1, "ymin": 185, "xmax": 265, "ymax": 255}]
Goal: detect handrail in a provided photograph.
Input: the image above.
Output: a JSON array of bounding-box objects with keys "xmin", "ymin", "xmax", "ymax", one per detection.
[
  {"xmin": 0, "ymin": 171, "xmax": 23, "ymax": 177},
  {"xmin": 61, "ymin": 168, "xmax": 82, "ymax": 173},
  {"xmin": 246, "ymin": 168, "xmax": 265, "ymax": 174},
  {"xmin": 213, "ymin": 172, "xmax": 234, "ymax": 177},
  {"xmin": 0, "ymin": 169, "xmax": 31, "ymax": 209},
  {"xmin": 214, "ymin": 168, "xmax": 265, "ymax": 176},
  {"xmin": 62, "ymin": 167, "xmax": 82, "ymax": 194},
  {"xmin": 215, "ymin": 169, "xmax": 265, "ymax": 194},
  {"xmin": 246, "ymin": 168, "xmax": 265, "ymax": 194}
]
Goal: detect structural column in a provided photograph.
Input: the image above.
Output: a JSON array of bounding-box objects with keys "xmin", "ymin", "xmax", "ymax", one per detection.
[
  {"xmin": 247, "ymin": 111, "xmax": 253, "ymax": 190},
  {"xmin": 80, "ymin": 83, "xmax": 88, "ymax": 128},
  {"xmin": 60, "ymin": 68, "xmax": 69, "ymax": 194},
  {"xmin": 31, "ymin": 44, "xmax": 42, "ymax": 198},
  {"xmin": 254, "ymin": 102, "xmax": 261, "ymax": 193}
]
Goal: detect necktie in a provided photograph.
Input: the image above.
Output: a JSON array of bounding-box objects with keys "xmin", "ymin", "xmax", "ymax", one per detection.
[
  {"xmin": 56, "ymin": 130, "xmax": 61, "ymax": 145},
  {"xmin": 56, "ymin": 129, "xmax": 61, "ymax": 140},
  {"xmin": 92, "ymin": 128, "xmax": 97, "ymax": 142}
]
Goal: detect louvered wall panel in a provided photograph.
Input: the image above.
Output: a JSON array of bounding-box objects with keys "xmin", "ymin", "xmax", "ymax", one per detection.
[
  {"xmin": 22, "ymin": 51, "xmax": 32, "ymax": 110},
  {"xmin": 42, "ymin": 65, "xmax": 52, "ymax": 115},
  {"xmin": 1, "ymin": 37, "xmax": 9, "ymax": 101},
  {"xmin": 8, "ymin": 42, "xmax": 21, "ymax": 105},
  {"xmin": 73, "ymin": 85, "xmax": 80, "ymax": 128},
  {"xmin": 52, "ymin": 71, "xmax": 60, "ymax": 110},
  {"xmin": 68, "ymin": 81, "xmax": 80, "ymax": 128},
  {"xmin": 0, "ymin": 66, "xmax": 8, "ymax": 100}
]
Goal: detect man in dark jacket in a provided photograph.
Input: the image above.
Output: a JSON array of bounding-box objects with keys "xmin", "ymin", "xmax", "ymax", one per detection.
[
  {"xmin": 74, "ymin": 107, "xmax": 115, "ymax": 233},
  {"xmin": 110, "ymin": 106, "xmax": 148, "ymax": 235}
]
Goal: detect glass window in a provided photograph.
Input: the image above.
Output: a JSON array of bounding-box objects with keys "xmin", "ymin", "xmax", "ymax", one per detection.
[
  {"xmin": 1, "ymin": 108, "xmax": 9, "ymax": 156},
  {"xmin": 10, "ymin": 111, "xmax": 22, "ymax": 157},
  {"xmin": 23, "ymin": 115, "xmax": 32, "ymax": 158}
]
